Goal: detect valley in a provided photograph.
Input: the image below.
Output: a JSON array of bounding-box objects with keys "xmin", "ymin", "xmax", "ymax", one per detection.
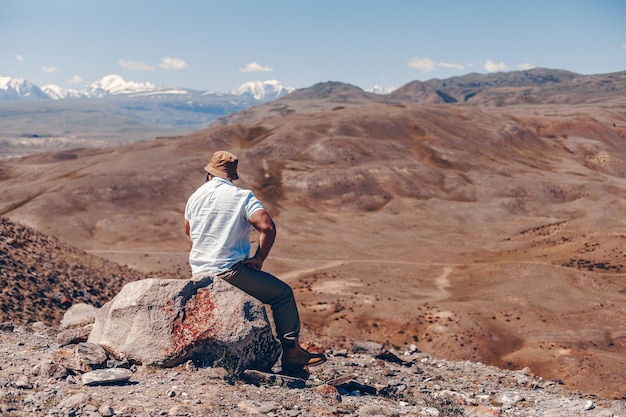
[{"xmin": 1, "ymin": 68, "xmax": 625, "ymax": 399}]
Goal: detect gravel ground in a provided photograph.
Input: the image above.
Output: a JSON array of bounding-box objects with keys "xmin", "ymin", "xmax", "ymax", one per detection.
[{"xmin": 0, "ymin": 322, "xmax": 624, "ymax": 417}]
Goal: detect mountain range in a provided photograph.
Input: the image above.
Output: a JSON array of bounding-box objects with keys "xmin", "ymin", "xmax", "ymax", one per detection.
[
  {"xmin": 0, "ymin": 75, "xmax": 297, "ymax": 157},
  {"xmin": 0, "ymin": 74, "xmax": 294, "ymax": 102}
]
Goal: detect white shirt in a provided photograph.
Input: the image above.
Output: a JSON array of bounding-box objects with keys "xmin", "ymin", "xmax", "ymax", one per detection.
[{"xmin": 184, "ymin": 177, "xmax": 264, "ymax": 275}]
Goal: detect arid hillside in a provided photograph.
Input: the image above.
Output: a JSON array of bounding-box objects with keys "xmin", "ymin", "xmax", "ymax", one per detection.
[
  {"xmin": 1, "ymin": 69, "xmax": 625, "ymax": 399},
  {"xmin": 0, "ymin": 217, "xmax": 145, "ymax": 324}
]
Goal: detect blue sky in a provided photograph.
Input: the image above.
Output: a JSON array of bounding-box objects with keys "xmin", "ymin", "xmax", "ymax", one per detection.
[{"xmin": 2, "ymin": 0, "xmax": 625, "ymax": 92}]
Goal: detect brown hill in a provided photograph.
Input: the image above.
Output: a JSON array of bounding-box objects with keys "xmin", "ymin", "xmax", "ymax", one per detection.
[
  {"xmin": 0, "ymin": 217, "xmax": 146, "ymax": 325},
  {"xmin": 1, "ymin": 69, "xmax": 626, "ymax": 398}
]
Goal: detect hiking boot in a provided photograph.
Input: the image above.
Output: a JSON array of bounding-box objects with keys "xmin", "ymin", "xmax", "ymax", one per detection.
[{"xmin": 282, "ymin": 346, "xmax": 327, "ymax": 367}]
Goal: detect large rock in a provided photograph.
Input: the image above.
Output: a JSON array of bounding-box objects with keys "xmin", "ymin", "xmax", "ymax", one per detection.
[{"xmin": 87, "ymin": 275, "xmax": 281, "ymax": 371}]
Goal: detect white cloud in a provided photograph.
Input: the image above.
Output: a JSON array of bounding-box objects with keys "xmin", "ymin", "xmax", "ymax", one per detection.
[
  {"xmin": 408, "ymin": 57, "xmax": 436, "ymax": 72},
  {"xmin": 42, "ymin": 66, "xmax": 59, "ymax": 73},
  {"xmin": 517, "ymin": 63, "xmax": 536, "ymax": 70},
  {"xmin": 119, "ymin": 59, "xmax": 154, "ymax": 71},
  {"xmin": 484, "ymin": 60, "xmax": 509, "ymax": 72},
  {"xmin": 408, "ymin": 57, "xmax": 464, "ymax": 72},
  {"xmin": 16, "ymin": 54, "xmax": 23, "ymax": 62},
  {"xmin": 239, "ymin": 62, "xmax": 273, "ymax": 73},
  {"xmin": 159, "ymin": 57, "xmax": 188, "ymax": 70},
  {"xmin": 67, "ymin": 75, "xmax": 83, "ymax": 84}
]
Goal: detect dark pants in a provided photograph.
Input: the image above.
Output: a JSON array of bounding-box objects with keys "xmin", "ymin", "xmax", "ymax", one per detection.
[{"xmin": 218, "ymin": 263, "xmax": 300, "ymax": 348}]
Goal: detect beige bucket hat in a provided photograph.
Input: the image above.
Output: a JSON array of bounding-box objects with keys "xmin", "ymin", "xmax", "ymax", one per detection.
[{"xmin": 204, "ymin": 151, "xmax": 239, "ymax": 180}]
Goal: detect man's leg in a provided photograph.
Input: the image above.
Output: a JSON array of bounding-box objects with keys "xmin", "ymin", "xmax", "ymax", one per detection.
[
  {"xmin": 220, "ymin": 264, "xmax": 326, "ymax": 367},
  {"xmin": 220, "ymin": 264, "xmax": 300, "ymax": 348}
]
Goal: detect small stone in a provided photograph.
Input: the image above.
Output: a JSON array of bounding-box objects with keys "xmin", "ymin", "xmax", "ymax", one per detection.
[
  {"xmin": 23, "ymin": 394, "xmax": 37, "ymax": 404},
  {"xmin": 334, "ymin": 349, "xmax": 348, "ymax": 357},
  {"xmin": 353, "ymin": 341, "xmax": 384, "ymax": 354},
  {"xmin": 423, "ymin": 407, "xmax": 440, "ymax": 416},
  {"xmin": 169, "ymin": 405, "xmax": 193, "ymax": 416},
  {"xmin": 583, "ymin": 400, "xmax": 595, "ymax": 411},
  {"xmin": 98, "ymin": 405, "xmax": 115, "ymax": 417},
  {"xmin": 237, "ymin": 400, "xmax": 278, "ymax": 414},
  {"xmin": 242, "ymin": 369, "xmax": 306, "ymax": 389},
  {"xmin": 464, "ymin": 406, "xmax": 501, "ymax": 416},
  {"xmin": 185, "ymin": 360, "xmax": 197, "ymax": 372},
  {"xmin": 499, "ymin": 391, "xmax": 524, "ymax": 406},
  {"xmin": 60, "ymin": 303, "xmax": 99, "ymax": 329},
  {"xmin": 82, "ymin": 368, "xmax": 133, "ymax": 386},
  {"xmin": 14, "ymin": 377, "xmax": 32, "ymax": 389},
  {"xmin": 75, "ymin": 342, "xmax": 108, "ymax": 372},
  {"xmin": 57, "ymin": 325, "xmax": 93, "ymax": 346},
  {"xmin": 60, "ymin": 392, "xmax": 90, "ymax": 409},
  {"xmin": 106, "ymin": 358, "xmax": 131, "ymax": 369}
]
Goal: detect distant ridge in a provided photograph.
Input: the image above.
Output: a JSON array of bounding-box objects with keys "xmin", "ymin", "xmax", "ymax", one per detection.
[
  {"xmin": 286, "ymin": 81, "xmax": 382, "ymax": 103},
  {"xmin": 388, "ymin": 68, "xmax": 626, "ymax": 104}
]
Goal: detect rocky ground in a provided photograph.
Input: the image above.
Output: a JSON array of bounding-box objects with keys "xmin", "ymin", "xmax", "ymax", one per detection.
[{"xmin": 1, "ymin": 322, "xmax": 624, "ymax": 417}]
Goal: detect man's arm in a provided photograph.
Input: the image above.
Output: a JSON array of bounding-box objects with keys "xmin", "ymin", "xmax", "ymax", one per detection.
[
  {"xmin": 184, "ymin": 219, "xmax": 193, "ymax": 249},
  {"xmin": 244, "ymin": 209, "xmax": 276, "ymax": 271}
]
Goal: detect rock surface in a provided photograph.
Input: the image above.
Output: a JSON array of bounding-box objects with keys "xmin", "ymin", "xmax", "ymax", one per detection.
[
  {"xmin": 87, "ymin": 275, "xmax": 281, "ymax": 371},
  {"xmin": 1, "ymin": 323, "xmax": 624, "ymax": 417}
]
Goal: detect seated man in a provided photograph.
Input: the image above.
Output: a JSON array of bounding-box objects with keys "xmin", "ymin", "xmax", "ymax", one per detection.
[{"xmin": 184, "ymin": 150, "xmax": 326, "ymax": 368}]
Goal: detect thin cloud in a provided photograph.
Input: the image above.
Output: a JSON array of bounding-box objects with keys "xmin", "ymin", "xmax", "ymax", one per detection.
[
  {"xmin": 408, "ymin": 57, "xmax": 464, "ymax": 72},
  {"xmin": 408, "ymin": 57, "xmax": 436, "ymax": 72},
  {"xmin": 16, "ymin": 54, "xmax": 23, "ymax": 62},
  {"xmin": 42, "ymin": 66, "xmax": 59, "ymax": 73},
  {"xmin": 119, "ymin": 59, "xmax": 154, "ymax": 71},
  {"xmin": 622, "ymin": 43, "xmax": 626, "ymax": 50},
  {"xmin": 517, "ymin": 63, "xmax": 536, "ymax": 70},
  {"xmin": 239, "ymin": 62, "xmax": 273, "ymax": 73},
  {"xmin": 67, "ymin": 75, "xmax": 83, "ymax": 84},
  {"xmin": 439, "ymin": 62, "xmax": 464, "ymax": 70},
  {"xmin": 159, "ymin": 57, "xmax": 188, "ymax": 70},
  {"xmin": 484, "ymin": 60, "xmax": 509, "ymax": 72}
]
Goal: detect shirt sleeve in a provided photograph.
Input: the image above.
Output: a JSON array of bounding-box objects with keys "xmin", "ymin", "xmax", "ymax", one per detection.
[{"xmin": 244, "ymin": 191, "xmax": 265, "ymax": 219}]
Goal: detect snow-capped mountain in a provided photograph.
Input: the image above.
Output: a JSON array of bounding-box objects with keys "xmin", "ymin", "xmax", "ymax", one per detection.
[
  {"xmin": 41, "ymin": 74, "xmax": 192, "ymax": 99},
  {"xmin": 0, "ymin": 76, "xmax": 49, "ymax": 99},
  {"xmin": 2, "ymin": 75, "xmax": 293, "ymax": 102},
  {"xmin": 80, "ymin": 74, "xmax": 190, "ymax": 98},
  {"xmin": 41, "ymin": 84, "xmax": 82, "ymax": 99},
  {"xmin": 367, "ymin": 85, "xmax": 398, "ymax": 95},
  {"xmin": 230, "ymin": 80, "xmax": 294, "ymax": 101}
]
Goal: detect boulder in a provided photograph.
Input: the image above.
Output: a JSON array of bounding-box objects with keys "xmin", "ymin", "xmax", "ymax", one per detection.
[{"xmin": 87, "ymin": 275, "xmax": 281, "ymax": 371}]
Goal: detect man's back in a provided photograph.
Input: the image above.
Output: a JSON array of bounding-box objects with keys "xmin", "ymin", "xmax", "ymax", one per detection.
[{"xmin": 185, "ymin": 177, "xmax": 263, "ymax": 275}]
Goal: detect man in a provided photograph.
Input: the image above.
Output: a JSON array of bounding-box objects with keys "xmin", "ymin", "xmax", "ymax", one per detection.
[{"xmin": 184, "ymin": 150, "xmax": 326, "ymax": 368}]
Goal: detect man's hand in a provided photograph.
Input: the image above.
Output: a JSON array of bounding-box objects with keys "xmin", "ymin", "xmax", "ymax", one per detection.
[{"xmin": 242, "ymin": 255, "xmax": 264, "ymax": 271}]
